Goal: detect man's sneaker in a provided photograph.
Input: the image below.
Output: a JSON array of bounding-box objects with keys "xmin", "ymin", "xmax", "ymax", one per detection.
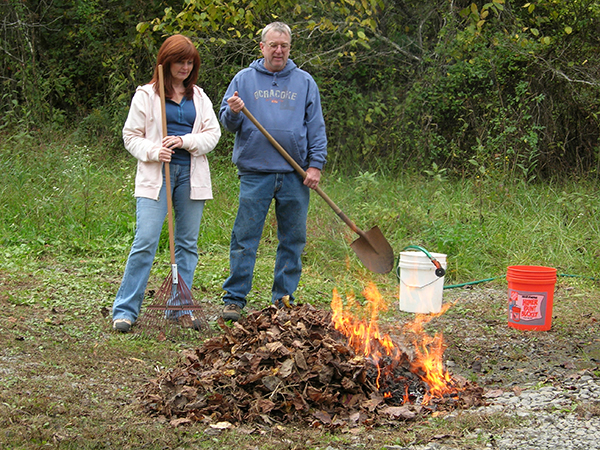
[
  {"xmin": 113, "ymin": 318, "xmax": 132, "ymax": 333},
  {"xmin": 274, "ymin": 295, "xmax": 293, "ymax": 309},
  {"xmin": 176, "ymin": 314, "xmax": 205, "ymax": 331},
  {"xmin": 222, "ymin": 304, "xmax": 242, "ymax": 322}
]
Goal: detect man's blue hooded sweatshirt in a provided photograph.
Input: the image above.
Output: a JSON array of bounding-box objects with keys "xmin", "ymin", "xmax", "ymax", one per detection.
[{"xmin": 219, "ymin": 58, "xmax": 327, "ymax": 175}]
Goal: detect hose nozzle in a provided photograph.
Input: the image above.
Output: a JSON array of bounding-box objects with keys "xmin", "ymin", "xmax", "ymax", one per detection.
[{"xmin": 432, "ymin": 259, "xmax": 446, "ymax": 277}]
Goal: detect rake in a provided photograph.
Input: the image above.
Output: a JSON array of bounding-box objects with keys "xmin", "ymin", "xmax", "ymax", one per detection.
[{"xmin": 138, "ymin": 64, "xmax": 211, "ymax": 339}]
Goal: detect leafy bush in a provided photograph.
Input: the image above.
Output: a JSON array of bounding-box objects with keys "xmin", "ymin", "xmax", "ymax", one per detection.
[{"xmin": 1, "ymin": 0, "xmax": 599, "ymax": 177}]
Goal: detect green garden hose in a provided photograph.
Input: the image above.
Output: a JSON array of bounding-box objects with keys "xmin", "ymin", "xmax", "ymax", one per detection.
[
  {"xmin": 395, "ymin": 246, "xmax": 598, "ymax": 289},
  {"xmin": 397, "ymin": 245, "xmax": 446, "ymax": 278},
  {"xmin": 443, "ymin": 273, "xmax": 598, "ymax": 289}
]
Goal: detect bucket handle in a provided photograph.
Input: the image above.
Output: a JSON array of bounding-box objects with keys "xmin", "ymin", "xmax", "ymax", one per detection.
[
  {"xmin": 398, "ymin": 245, "xmax": 446, "ymax": 278},
  {"xmin": 400, "ymin": 277, "xmax": 444, "ymax": 290}
]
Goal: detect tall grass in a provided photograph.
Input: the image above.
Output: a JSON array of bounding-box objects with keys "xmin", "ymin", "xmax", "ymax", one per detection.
[
  {"xmin": 1, "ymin": 131, "xmax": 599, "ymax": 307},
  {"xmin": 1, "ymin": 133, "xmax": 135, "ymax": 259}
]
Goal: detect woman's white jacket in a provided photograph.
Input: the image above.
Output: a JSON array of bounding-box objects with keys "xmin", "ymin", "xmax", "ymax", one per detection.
[{"xmin": 122, "ymin": 83, "xmax": 221, "ymax": 200}]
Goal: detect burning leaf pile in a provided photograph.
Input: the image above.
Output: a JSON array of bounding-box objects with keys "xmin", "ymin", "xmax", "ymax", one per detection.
[{"xmin": 140, "ymin": 285, "xmax": 484, "ymax": 427}]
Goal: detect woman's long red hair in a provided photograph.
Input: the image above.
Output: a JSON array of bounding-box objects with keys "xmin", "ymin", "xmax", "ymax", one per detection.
[{"xmin": 151, "ymin": 35, "xmax": 200, "ymax": 100}]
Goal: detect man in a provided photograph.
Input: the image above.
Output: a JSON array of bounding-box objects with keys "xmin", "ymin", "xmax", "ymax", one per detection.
[{"xmin": 219, "ymin": 22, "xmax": 327, "ymax": 321}]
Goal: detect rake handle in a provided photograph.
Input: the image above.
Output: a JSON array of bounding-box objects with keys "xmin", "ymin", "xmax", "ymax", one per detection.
[
  {"xmin": 241, "ymin": 106, "xmax": 367, "ymax": 239},
  {"xmin": 158, "ymin": 65, "xmax": 177, "ymax": 267}
]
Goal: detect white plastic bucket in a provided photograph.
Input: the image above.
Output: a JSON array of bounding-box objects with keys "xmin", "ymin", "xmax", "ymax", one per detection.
[{"xmin": 399, "ymin": 251, "xmax": 447, "ymax": 313}]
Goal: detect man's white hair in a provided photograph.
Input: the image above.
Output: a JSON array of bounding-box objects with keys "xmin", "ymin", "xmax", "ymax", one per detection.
[{"xmin": 261, "ymin": 22, "xmax": 292, "ymax": 43}]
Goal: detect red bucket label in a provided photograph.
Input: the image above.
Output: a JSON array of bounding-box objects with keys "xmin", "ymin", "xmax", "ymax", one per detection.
[{"xmin": 508, "ymin": 289, "xmax": 546, "ymax": 325}]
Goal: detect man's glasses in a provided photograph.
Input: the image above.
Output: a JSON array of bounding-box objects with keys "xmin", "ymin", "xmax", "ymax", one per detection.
[{"xmin": 266, "ymin": 42, "xmax": 290, "ymax": 50}]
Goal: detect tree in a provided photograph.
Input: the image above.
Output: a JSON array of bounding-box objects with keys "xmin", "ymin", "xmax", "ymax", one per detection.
[{"xmin": 1, "ymin": 0, "xmax": 598, "ymax": 176}]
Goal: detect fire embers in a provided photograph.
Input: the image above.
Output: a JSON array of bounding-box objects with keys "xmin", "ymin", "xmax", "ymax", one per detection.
[{"xmin": 140, "ymin": 295, "xmax": 484, "ymax": 428}]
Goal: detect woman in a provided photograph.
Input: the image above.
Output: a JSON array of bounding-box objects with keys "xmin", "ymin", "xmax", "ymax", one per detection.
[{"xmin": 112, "ymin": 35, "xmax": 221, "ymax": 332}]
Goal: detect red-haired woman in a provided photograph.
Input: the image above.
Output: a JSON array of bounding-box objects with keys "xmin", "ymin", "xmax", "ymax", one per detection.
[{"xmin": 112, "ymin": 35, "xmax": 221, "ymax": 332}]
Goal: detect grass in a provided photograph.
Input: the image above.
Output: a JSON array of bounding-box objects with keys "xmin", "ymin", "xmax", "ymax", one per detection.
[
  {"xmin": 3, "ymin": 131, "xmax": 600, "ymax": 292},
  {"xmin": 1, "ymin": 130, "xmax": 600, "ymax": 449}
]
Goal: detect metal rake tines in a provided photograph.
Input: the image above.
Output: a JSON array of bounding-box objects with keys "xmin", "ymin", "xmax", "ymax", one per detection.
[{"xmin": 140, "ymin": 272, "xmax": 211, "ymax": 338}]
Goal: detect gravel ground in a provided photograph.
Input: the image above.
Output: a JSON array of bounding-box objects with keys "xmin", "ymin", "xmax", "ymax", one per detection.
[
  {"xmin": 311, "ymin": 374, "xmax": 600, "ymax": 450},
  {"xmin": 397, "ymin": 365, "xmax": 600, "ymax": 450},
  {"xmin": 376, "ymin": 284, "xmax": 600, "ymax": 450},
  {"xmin": 479, "ymin": 375, "xmax": 600, "ymax": 450}
]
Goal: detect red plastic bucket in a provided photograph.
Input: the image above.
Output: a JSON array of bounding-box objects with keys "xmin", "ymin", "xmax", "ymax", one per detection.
[{"xmin": 506, "ymin": 265, "xmax": 557, "ymax": 331}]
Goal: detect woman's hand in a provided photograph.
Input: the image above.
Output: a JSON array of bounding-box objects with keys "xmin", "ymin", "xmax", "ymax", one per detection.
[
  {"xmin": 159, "ymin": 135, "xmax": 183, "ymax": 162},
  {"xmin": 162, "ymin": 135, "xmax": 183, "ymax": 150},
  {"xmin": 158, "ymin": 146, "xmax": 173, "ymax": 162}
]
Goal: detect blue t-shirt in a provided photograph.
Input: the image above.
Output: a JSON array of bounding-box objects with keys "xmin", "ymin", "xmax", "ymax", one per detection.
[{"xmin": 166, "ymin": 97, "xmax": 196, "ymax": 165}]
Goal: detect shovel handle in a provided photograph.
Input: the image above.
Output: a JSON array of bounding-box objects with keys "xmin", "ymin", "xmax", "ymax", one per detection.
[{"xmin": 241, "ymin": 106, "xmax": 366, "ymax": 238}]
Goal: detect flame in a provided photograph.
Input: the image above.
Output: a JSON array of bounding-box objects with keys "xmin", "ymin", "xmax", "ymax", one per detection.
[
  {"xmin": 331, "ymin": 282, "xmax": 458, "ymax": 405},
  {"xmin": 331, "ymin": 285, "xmax": 400, "ymax": 390},
  {"xmin": 404, "ymin": 306, "xmax": 457, "ymax": 404}
]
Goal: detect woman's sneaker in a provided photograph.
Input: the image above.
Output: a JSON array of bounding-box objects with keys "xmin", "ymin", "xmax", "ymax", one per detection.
[
  {"xmin": 113, "ymin": 318, "xmax": 132, "ymax": 333},
  {"xmin": 222, "ymin": 304, "xmax": 242, "ymax": 322}
]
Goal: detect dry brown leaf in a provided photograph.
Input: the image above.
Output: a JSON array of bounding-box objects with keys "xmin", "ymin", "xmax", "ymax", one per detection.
[
  {"xmin": 312, "ymin": 410, "xmax": 332, "ymax": 424},
  {"xmin": 170, "ymin": 417, "xmax": 192, "ymax": 427},
  {"xmin": 209, "ymin": 421, "xmax": 233, "ymax": 429},
  {"xmin": 262, "ymin": 375, "xmax": 282, "ymax": 391},
  {"xmin": 483, "ymin": 389, "xmax": 504, "ymax": 398},
  {"xmin": 266, "ymin": 341, "xmax": 284, "ymax": 353},
  {"xmin": 279, "ymin": 358, "xmax": 295, "ymax": 378},
  {"xmin": 294, "ymin": 350, "xmax": 308, "ymax": 371},
  {"xmin": 380, "ymin": 406, "xmax": 416, "ymax": 420}
]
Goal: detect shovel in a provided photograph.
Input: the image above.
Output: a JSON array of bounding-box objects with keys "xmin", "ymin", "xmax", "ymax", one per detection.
[{"xmin": 241, "ymin": 106, "xmax": 395, "ymax": 274}]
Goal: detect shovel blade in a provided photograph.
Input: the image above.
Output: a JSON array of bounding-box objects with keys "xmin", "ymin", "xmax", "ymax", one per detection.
[{"xmin": 350, "ymin": 226, "xmax": 395, "ymax": 274}]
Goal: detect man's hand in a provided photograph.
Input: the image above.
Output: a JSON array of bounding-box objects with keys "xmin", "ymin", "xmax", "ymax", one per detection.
[
  {"xmin": 304, "ymin": 167, "xmax": 321, "ymax": 190},
  {"xmin": 227, "ymin": 91, "xmax": 245, "ymax": 114}
]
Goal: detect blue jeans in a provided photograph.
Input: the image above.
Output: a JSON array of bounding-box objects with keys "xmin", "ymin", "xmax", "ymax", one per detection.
[
  {"xmin": 222, "ymin": 172, "xmax": 310, "ymax": 309},
  {"xmin": 112, "ymin": 164, "xmax": 205, "ymax": 323}
]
